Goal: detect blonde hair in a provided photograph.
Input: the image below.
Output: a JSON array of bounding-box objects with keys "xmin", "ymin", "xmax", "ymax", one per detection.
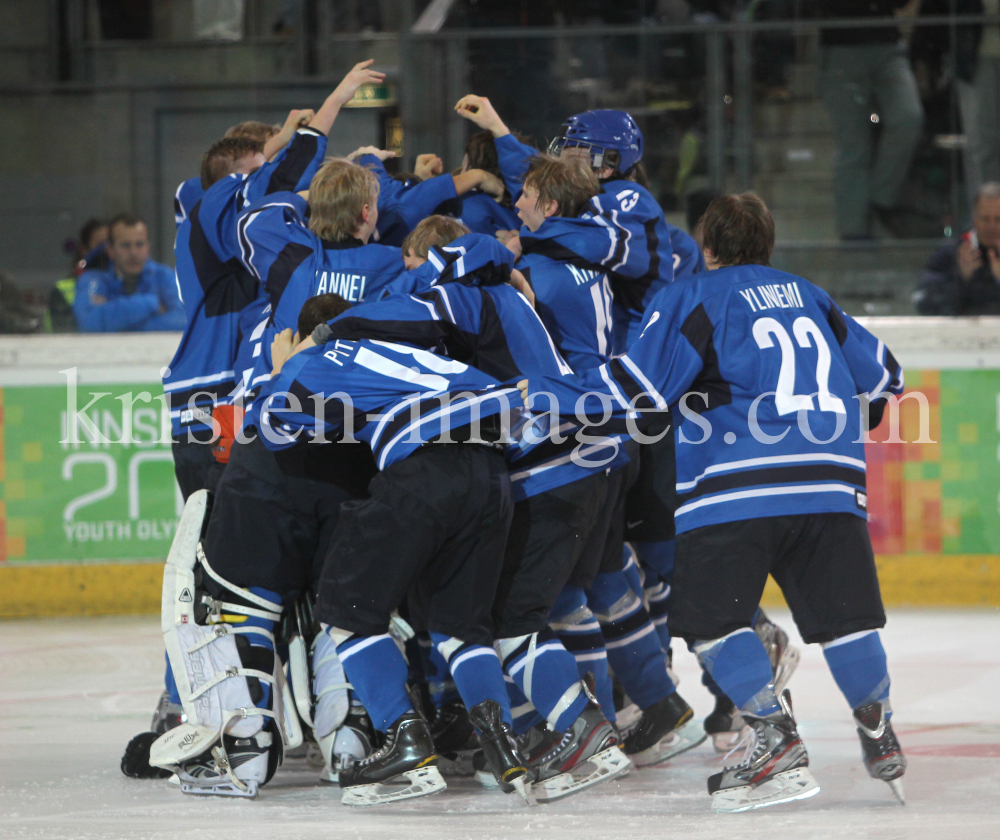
[
  {"xmin": 523, "ymin": 155, "xmax": 600, "ymax": 219},
  {"xmin": 402, "ymin": 215, "xmax": 469, "ymax": 260},
  {"xmin": 308, "ymin": 159, "xmax": 380, "ymax": 242}
]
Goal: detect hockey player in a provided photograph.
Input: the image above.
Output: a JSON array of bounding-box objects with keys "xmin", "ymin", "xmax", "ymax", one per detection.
[
  {"xmin": 172, "ymin": 115, "xmax": 320, "ymax": 228},
  {"xmin": 438, "ymin": 130, "xmax": 522, "ymax": 236},
  {"xmin": 509, "ymin": 154, "xmax": 705, "ymax": 766},
  {"xmin": 235, "ymin": 158, "xmax": 406, "ymax": 400},
  {"xmin": 517, "ymin": 193, "xmax": 908, "ymax": 812},
  {"xmin": 320, "ymin": 234, "xmax": 632, "ymax": 800},
  {"xmin": 347, "ymin": 145, "xmax": 507, "ymax": 246},
  {"xmin": 252, "ymin": 328, "xmax": 531, "ymax": 805},
  {"xmin": 454, "ymin": 96, "xmax": 678, "ymax": 353},
  {"xmin": 455, "ymin": 95, "xmax": 798, "ymax": 741},
  {"xmin": 145, "ymin": 289, "xmax": 380, "ymax": 798}
]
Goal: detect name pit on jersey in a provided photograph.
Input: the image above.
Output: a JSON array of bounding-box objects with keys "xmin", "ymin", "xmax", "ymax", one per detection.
[
  {"xmin": 315, "ymin": 271, "xmax": 367, "ymax": 302},
  {"xmin": 738, "ymin": 281, "xmax": 804, "ymax": 313}
]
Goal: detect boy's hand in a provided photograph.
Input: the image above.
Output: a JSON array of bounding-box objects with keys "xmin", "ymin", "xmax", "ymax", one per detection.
[{"xmin": 454, "ymin": 95, "xmax": 510, "ymax": 137}]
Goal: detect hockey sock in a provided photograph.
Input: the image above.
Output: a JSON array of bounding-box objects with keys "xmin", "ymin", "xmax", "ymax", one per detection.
[
  {"xmin": 694, "ymin": 628, "xmax": 780, "ymax": 717},
  {"xmin": 223, "ymin": 586, "xmax": 281, "ymax": 711},
  {"xmin": 498, "ymin": 628, "xmax": 588, "ymax": 733},
  {"xmin": 632, "ymin": 540, "xmax": 676, "ymax": 652},
  {"xmin": 549, "ymin": 586, "xmax": 615, "ymax": 722},
  {"xmin": 333, "ymin": 630, "xmax": 413, "ymax": 732},
  {"xmin": 822, "ymin": 630, "xmax": 891, "ymax": 715},
  {"xmin": 632, "ymin": 539, "xmax": 675, "ymax": 580},
  {"xmin": 621, "ymin": 544, "xmax": 644, "ymax": 597},
  {"xmin": 587, "ymin": 570, "xmax": 675, "ymax": 710},
  {"xmin": 164, "ymin": 653, "xmax": 181, "ymax": 705},
  {"xmin": 416, "ymin": 632, "xmax": 460, "ymax": 709},
  {"xmin": 505, "ymin": 677, "xmax": 545, "ymax": 734},
  {"xmin": 432, "ymin": 634, "xmax": 513, "ymax": 729}
]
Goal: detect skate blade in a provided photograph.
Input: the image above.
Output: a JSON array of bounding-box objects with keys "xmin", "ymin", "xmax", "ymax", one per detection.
[
  {"xmin": 711, "ymin": 724, "xmax": 750, "ymax": 754},
  {"xmin": 179, "ymin": 779, "xmax": 258, "ymax": 799},
  {"xmin": 710, "ymin": 767, "xmax": 819, "ymax": 813},
  {"xmin": 535, "ymin": 746, "xmax": 632, "ymax": 803},
  {"xmin": 773, "ymin": 644, "xmax": 800, "ymax": 695},
  {"xmin": 632, "ymin": 719, "xmax": 708, "ymax": 767},
  {"xmin": 887, "ymin": 777, "xmax": 906, "ymax": 805},
  {"xmin": 511, "ymin": 776, "xmax": 536, "ymax": 806},
  {"xmin": 341, "ymin": 766, "xmax": 446, "ymax": 807}
]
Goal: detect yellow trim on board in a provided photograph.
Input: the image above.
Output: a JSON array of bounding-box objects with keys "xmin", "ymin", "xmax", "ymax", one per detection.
[
  {"xmin": 0, "ymin": 562, "xmax": 162, "ymax": 618},
  {"xmin": 1, "ymin": 554, "xmax": 998, "ymax": 619},
  {"xmin": 761, "ymin": 554, "xmax": 1000, "ymax": 609}
]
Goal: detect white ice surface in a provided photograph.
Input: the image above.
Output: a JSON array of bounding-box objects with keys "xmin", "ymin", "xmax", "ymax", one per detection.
[{"xmin": 2, "ymin": 609, "xmax": 999, "ymax": 840}]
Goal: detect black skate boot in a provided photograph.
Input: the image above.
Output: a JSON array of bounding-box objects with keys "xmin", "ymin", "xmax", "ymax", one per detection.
[
  {"xmin": 430, "ymin": 699, "xmax": 479, "ymax": 775},
  {"xmin": 754, "ymin": 609, "xmax": 800, "ymax": 695},
  {"xmin": 121, "ymin": 691, "xmax": 184, "ymax": 779},
  {"xmin": 707, "ymin": 691, "xmax": 819, "ymax": 813},
  {"xmin": 468, "ymin": 699, "xmax": 532, "ymax": 802},
  {"xmin": 854, "ymin": 701, "xmax": 906, "ymax": 804},
  {"xmin": 622, "ymin": 691, "xmax": 707, "ymax": 766},
  {"xmin": 704, "ymin": 694, "xmax": 747, "ymax": 754},
  {"xmin": 524, "ymin": 680, "xmax": 631, "ymax": 802},
  {"xmin": 338, "ymin": 712, "xmax": 446, "ymax": 806}
]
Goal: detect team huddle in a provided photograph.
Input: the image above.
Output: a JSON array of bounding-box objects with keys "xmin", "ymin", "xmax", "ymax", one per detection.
[{"xmin": 119, "ymin": 60, "xmax": 909, "ymax": 813}]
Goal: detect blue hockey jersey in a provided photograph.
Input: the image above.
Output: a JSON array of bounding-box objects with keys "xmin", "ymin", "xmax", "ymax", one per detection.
[
  {"xmin": 525, "ymin": 263, "xmax": 905, "ymax": 533},
  {"xmin": 436, "ymin": 191, "xmax": 521, "ymax": 237},
  {"xmin": 250, "ymin": 338, "xmax": 522, "ymax": 471},
  {"xmin": 670, "ymin": 224, "xmax": 705, "ymax": 280},
  {"xmin": 328, "ymin": 233, "xmax": 626, "ymax": 498},
  {"xmin": 174, "ymin": 177, "xmax": 204, "ymax": 227},
  {"xmin": 493, "ymin": 133, "xmax": 675, "ymax": 353},
  {"xmin": 517, "ymin": 216, "xmax": 615, "ymax": 372},
  {"xmin": 236, "ymin": 191, "xmax": 406, "ymax": 393},
  {"xmin": 357, "ymin": 153, "xmax": 460, "ymax": 247},
  {"xmin": 164, "ymin": 127, "xmax": 327, "ymax": 438}
]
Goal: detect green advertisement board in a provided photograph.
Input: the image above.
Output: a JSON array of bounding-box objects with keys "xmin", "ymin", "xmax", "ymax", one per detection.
[
  {"xmin": 3, "ymin": 368, "xmax": 1000, "ymax": 564},
  {"xmin": 2, "ymin": 380, "xmax": 180, "ymax": 563}
]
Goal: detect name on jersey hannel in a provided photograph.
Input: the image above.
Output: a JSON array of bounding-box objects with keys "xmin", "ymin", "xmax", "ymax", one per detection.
[
  {"xmin": 316, "ymin": 271, "xmax": 367, "ymax": 302},
  {"xmin": 738, "ymin": 281, "xmax": 804, "ymax": 313}
]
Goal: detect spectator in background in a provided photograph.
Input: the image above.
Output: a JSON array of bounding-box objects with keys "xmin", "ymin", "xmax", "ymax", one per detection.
[
  {"xmin": 955, "ymin": 1, "xmax": 1000, "ymax": 208},
  {"xmin": 74, "ymin": 213, "xmax": 185, "ymax": 332},
  {"xmin": 813, "ymin": 1, "xmax": 926, "ymax": 240},
  {"xmin": 48, "ymin": 218, "xmax": 110, "ymax": 332},
  {"xmin": 913, "ymin": 181, "xmax": 1000, "ymax": 313}
]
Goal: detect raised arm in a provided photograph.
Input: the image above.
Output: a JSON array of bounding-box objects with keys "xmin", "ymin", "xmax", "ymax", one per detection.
[{"xmin": 309, "ymin": 60, "xmax": 386, "ymax": 136}]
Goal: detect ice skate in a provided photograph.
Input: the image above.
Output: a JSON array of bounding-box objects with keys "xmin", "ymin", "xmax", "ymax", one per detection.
[
  {"xmin": 754, "ymin": 609, "xmax": 800, "ymax": 695},
  {"xmin": 157, "ymin": 727, "xmax": 281, "ymax": 799},
  {"xmin": 622, "ymin": 691, "xmax": 707, "ymax": 766},
  {"xmin": 708, "ymin": 691, "xmax": 819, "ymax": 813},
  {"xmin": 854, "ymin": 701, "xmax": 907, "ymax": 804},
  {"xmin": 468, "ymin": 699, "xmax": 533, "ymax": 803},
  {"xmin": 338, "ymin": 712, "xmax": 446, "ymax": 806},
  {"xmin": 522, "ymin": 684, "xmax": 631, "ymax": 803},
  {"xmin": 704, "ymin": 694, "xmax": 748, "ymax": 753},
  {"xmin": 430, "ymin": 698, "xmax": 479, "ymax": 776}
]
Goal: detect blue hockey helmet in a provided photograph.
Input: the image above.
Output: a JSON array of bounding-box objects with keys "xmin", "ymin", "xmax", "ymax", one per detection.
[{"xmin": 547, "ymin": 110, "xmax": 644, "ymax": 175}]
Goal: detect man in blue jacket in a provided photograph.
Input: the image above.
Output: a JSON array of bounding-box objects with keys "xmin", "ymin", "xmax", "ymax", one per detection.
[{"xmin": 74, "ymin": 214, "xmax": 185, "ymax": 332}]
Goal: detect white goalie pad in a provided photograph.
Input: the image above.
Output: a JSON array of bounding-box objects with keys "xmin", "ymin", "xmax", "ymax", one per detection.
[{"xmin": 154, "ymin": 490, "xmax": 285, "ymax": 779}]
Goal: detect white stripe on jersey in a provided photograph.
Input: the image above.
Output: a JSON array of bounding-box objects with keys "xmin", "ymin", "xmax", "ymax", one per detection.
[
  {"xmin": 619, "ymin": 355, "xmax": 667, "ymax": 410},
  {"xmin": 675, "ymin": 452, "xmax": 867, "ymax": 492},
  {"xmin": 674, "ymin": 482, "xmax": 858, "ymax": 518},
  {"xmin": 599, "ymin": 364, "xmax": 633, "ymax": 411},
  {"xmin": 163, "ymin": 370, "xmax": 236, "ymax": 392}
]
